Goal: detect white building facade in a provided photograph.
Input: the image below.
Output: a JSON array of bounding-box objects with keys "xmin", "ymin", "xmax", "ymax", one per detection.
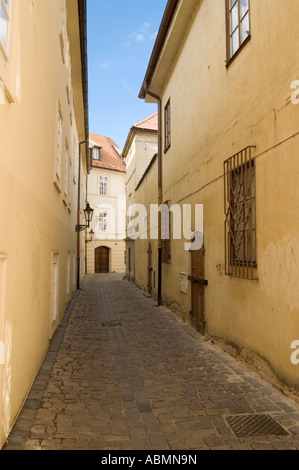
[{"xmin": 87, "ymin": 134, "xmax": 126, "ymax": 274}]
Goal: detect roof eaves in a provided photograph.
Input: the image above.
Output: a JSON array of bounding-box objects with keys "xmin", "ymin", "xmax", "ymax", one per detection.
[
  {"xmin": 77, "ymin": 0, "xmax": 90, "ymax": 172},
  {"xmin": 139, "ymin": 0, "xmax": 179, "ymax": 99}
]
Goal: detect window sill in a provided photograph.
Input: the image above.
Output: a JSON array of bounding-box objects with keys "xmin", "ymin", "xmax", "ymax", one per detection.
[
  {"xmin": 0, "ymin": 40, "xmax": 9, "ymax": 62},
  {"xmin": 54, "ymin": 179, "xmax": 62, "ymax": 193},
  {"xmin": 226, "ymin": 35, "xmax": 251, "ymax": 69}
]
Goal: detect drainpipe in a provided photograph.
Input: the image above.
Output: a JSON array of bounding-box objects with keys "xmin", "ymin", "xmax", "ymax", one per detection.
[{"xmin": 145, "ymin": 89, "xmax": 163, "ymax": 306}]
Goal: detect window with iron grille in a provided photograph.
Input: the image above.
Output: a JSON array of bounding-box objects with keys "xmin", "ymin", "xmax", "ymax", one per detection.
[
  {"xmin": 226, "ymin": 0, "xmax": 251, "ymax": 63},
  {"xmin": 164, "ymin": 99, "xmax": 171, "ymax": 152},
  {"xmin": 224, "ymin": 146, "xmax": 257, "ymax": 279},
  {"xmin": 162, "ymin": 201, "xmax": 171, "ymax": 264}
]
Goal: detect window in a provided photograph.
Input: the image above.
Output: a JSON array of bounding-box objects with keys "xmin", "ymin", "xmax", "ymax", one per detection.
[
  {"xmin": 56, "ymin": 108, "xmax": 63, "ymax": 181},
  {"xmin": 64, "ymin": 142, "xmax": 69, "ymax": 202},
  {"xmin": 0, "ymin": 0, "xmax": 11, "ymax": 59},
  {"xmin": 67, "ymin": 58, "xmax": 72, "ymax": 104},
  {"xmin": 99, "ymin": 212, "xmax": 108, "ymax": 232},
  {"xmin": 124, "ymin": 251, "xmax": 126, "ymax": 266},
  {"xmin": 92, "ymin": 147, "xmax": 100, "ymax": 161},
  {"xmin": 164, "ymin": 99, "xmax": 171, "ymax": 152},
  {"xmin": 60, "ymin": 0, "xmax": 66, "ymax": 63},
  {"xmin": 73, "ymin": 137, "xmax": 77, "ymax": 183},
  {"xmin": 72, "ymin": 251, "xmax": 76, "ymax": 290},
  {"xmin": 99, "ymin": 176, "xmax": 109, "ymax": 196},
  {"xmin": 0, "ymin": 254, "xmax": 7, "ymax": 365},
  {"xmin": 162, "ymin": 201, "xmax": 171, "ymax": 264},
  {"xmin": 226, "ymin": 0, "xmax": 250, "ymax": 63},
  {"xmin": 66, "ymin": 252, "xmax": 70, "ymax": 300},
  {"xmin": 51, "ymin": 254, "xmax": 59, "ymax": 325},
  {"xmin": 224, "ymin": 146, "xmax": 257, "ymax": 279},
  {"xmin": 68, "ymin": 154, "xmax": 72, "ymax": 208}
]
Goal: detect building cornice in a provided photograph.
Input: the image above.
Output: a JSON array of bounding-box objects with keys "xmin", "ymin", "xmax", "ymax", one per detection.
[
  {"xmin": 139, "ymin": 0, "xmax": 179, "ymax": 99},
  {"xmin": 78, "ymin": 0, "xmax": 90, "ymax": 173},
  {"xmin": 139, "ymin": 0, "xmax": 199, "ymax": 101}
]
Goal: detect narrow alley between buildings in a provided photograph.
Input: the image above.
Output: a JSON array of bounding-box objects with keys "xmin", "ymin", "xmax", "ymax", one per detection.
[{"xmin": 4, "ymin": 274, "xmax": 299, "ymax": 451}]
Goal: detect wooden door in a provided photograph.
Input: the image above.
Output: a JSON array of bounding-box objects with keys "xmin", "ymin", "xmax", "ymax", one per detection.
[
  {"xmin": 190, "ymin": 244, "xmax": 206, "ymax": 334},
  {"xmin": 95, "ymin": 247, "xmax": 109, "ymax": 274},
  {"xmin": 147, "ymin": 242, "xmax": 153, "ymax": 295}
]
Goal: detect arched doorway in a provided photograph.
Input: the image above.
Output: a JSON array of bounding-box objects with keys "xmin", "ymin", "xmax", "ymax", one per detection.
[{"xmin": 95, "ymin": 246, "xmax": 109, "ymax": 273}]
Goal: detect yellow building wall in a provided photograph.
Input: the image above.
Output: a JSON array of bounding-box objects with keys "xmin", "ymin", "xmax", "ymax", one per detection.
[
  {"xmin": 152, "ymin": 0, "xmax": 299, "ymax": 391},
  {"xmin": 125, "ymin": 130, "xmax": 158, "ymax": 297},
  {"xmin": 134, "ymin": 160, "xmax": 159, "ymax": 300},
  {"xmin": 0, "ymin": 0, "xmax": 87, "ymax": 447}
]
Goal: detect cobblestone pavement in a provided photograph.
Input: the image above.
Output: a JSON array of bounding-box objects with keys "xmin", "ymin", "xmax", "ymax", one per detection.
[{"xmin": 3, "ymin": 274, "xmax": 299, "ymax": 451}]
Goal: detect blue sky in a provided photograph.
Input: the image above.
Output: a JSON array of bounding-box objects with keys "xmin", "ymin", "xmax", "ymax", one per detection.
[{"xmin": 87, "ymin": 0, "xmax": 168, "ymax": 150}]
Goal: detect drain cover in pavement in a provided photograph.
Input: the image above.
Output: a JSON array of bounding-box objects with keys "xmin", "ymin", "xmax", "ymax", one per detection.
[
  {"xmin": 226, "ymin": 414, "xmax": 288, "ymax": 438},
  {"xmin": 102, "ymin": 321, "xmax": 122, "ymax": 328}
]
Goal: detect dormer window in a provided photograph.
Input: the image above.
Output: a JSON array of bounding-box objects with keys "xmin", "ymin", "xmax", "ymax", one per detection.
[{"xmin": 92, "ymin": 147, "xmax": 100, "ymax": 161}]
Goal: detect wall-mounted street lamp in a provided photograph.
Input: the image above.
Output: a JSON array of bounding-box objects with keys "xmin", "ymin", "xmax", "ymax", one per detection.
[
  {"xmin": 85, "ymin": 229, "xmax": 95, "ymax": 243},
  {"xmin": 75, "ymin": 202, "xmax": 94, "ymax": 232}
]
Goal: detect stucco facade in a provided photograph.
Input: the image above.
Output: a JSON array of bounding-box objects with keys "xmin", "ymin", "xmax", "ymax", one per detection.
[
  {"xmin": 140, "ymin": 0, "xmax": 299, "ymax": 392},
  {"xmin": 87, "ymin": 135, "xmax": 126, "ymax": 274},
  {"xmin": 123, "ymin": 114, "xmax": 158, "ymax": 297},
  {"xmin": 0, "ymin": 0, "xmax": 89, "ymax": 448}
]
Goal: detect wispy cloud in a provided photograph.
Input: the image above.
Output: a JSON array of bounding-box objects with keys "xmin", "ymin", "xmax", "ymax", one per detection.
[
  {"xmin": 140, "ymin": 22, "xmax": 151, "ymax": 34},
  {"xmin": 125, "ymin": 22, "xmax": 155, "ymax": 46},
  {"xmin": 121, "ymin": 80, "xmax": 138, "ymax": 95},
  {"xmin": 100, "ymin": 59, "xmax": 115, "ymax": 69},
  {"xmin": 150, "ymin": 31, "xmax": 158, "ymax": 41}
]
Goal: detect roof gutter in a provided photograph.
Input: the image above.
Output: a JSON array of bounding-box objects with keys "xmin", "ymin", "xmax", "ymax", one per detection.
[
  {"xmin": 78, "ymin": 0, "xmax": 90, "ymax": 174},
  {"xmin": 139, "ymin": 0, "xmax": 179, "ymax": 100}
]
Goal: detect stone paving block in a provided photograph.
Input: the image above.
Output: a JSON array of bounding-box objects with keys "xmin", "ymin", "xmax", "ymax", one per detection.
[
  {"xmin": 132, "ymin": 439, "xmax": 152, "ymax": 450},
  {"xmin": 149, "ymin": 432, "xmax": 169, "ymax": 450},
  {"xmin": 23, "ymin": 439, "xmax": 42, "ymax": 450}
]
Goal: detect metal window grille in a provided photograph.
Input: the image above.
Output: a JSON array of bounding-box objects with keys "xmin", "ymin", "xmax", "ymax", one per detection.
[
  {"xmin": 162, "ymin": 201, "xmax": 171, "ymax": 264},
  {"xmin": 164, "ymin": 100, "xmax": 171, "ymax": 152},
  {"xmin": 224, "ymin": 146, "xmax": 257, "ymax": 279}
]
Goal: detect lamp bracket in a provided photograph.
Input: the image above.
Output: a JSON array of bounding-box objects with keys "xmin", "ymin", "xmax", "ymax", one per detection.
[{"xmin": 75, "ymin": 225, "xmax": 88, "ymax": 232}]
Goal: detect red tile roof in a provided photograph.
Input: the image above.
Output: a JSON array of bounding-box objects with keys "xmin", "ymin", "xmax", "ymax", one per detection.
[
  {"xmin": 132, "ymin": 113, "xmax": 158, "ymax": 131},
  {"xmin": 89, "ymin": 134, "xmax": 126, "ymax": 173}
]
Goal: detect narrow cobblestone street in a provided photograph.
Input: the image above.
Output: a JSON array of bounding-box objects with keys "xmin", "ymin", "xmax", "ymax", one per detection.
[{"xmin": 4, "ymin": 274, "xmax": 299, "ymax": 451}]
